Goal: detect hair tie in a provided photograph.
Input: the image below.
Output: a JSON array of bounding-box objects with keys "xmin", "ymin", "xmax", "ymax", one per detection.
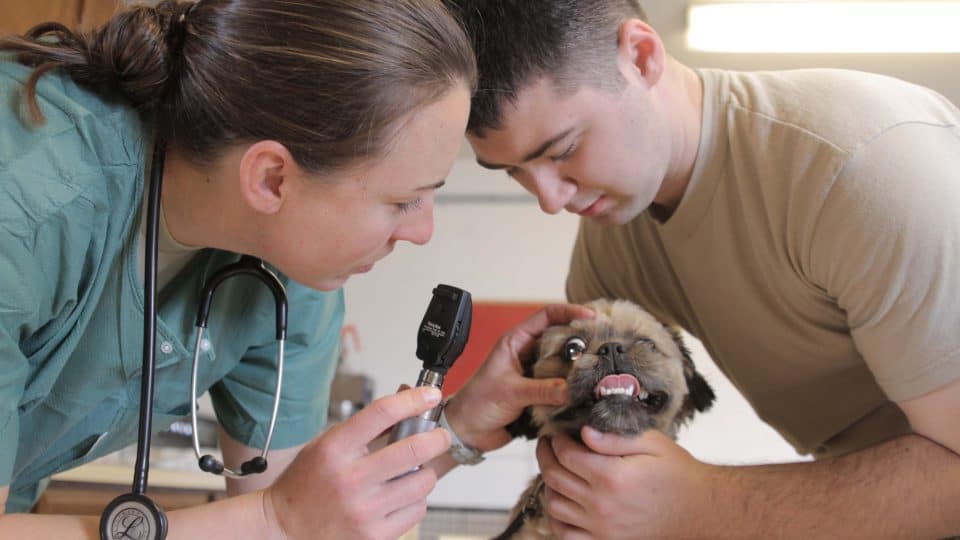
[{"xmin": 167, "ymin": 2, "xmax": 198, "ymax": 58}]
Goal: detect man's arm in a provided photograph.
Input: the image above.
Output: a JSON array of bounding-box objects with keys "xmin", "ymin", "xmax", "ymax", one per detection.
[
  {"xmin": 542, "ymin": 388, "xmax": 960, "ymax": 540},
  {"xmin": 218, "ymin": 426, "xmax": 303, "ymax": 496},
  {"xmin": 706, "ymin": 433, "xmax": 960, "ymax": 539},
  {"xmin": 710, "ymin": 377, "xmax": 960, "ymax": 538}
]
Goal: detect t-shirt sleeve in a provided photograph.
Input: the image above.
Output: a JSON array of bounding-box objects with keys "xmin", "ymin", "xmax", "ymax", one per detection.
[
  {"xmin": 210, "ymin": 284, "xmax": 344, "ymax": 450},
  {"xmin": 0, "ymin": 234, "xmax": 45, "ymax": 489},
  {"xmin": 809, "ymin": 122, "xmax": 960, "ymax": 402}
]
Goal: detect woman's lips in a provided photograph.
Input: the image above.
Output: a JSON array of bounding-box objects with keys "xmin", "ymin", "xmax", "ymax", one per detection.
[{"xmin": 578, "ymin": 195, "xmax": 608, "ymax": 217}]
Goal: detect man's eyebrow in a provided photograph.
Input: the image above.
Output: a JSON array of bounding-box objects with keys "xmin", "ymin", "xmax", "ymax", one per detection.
[
  {"xmin": 415, "ymin": 180, "xmax": 446, "ymax": 191},
  {"xmin": 475, "ymin": 127, "xmax": 576, "ymax": 170}
]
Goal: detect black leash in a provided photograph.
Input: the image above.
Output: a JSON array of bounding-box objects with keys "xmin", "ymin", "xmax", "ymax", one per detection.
[{"xmin": 492, "ymin": 476, "xmax": 545, "ymax": 540}]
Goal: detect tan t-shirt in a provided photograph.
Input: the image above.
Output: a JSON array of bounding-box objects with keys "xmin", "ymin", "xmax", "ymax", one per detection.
[{"xmin": 567, "ymin": 68, "xmax": 960, "ymax": 458}]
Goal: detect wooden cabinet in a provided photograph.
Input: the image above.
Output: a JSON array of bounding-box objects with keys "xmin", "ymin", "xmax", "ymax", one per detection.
[
  {"xmin": 0, "ymin": 0, "xmax": 119, "ymax": 37},
  {"xmin": 34, "ymin": 463, "xmax": 227, "ymax": 516},
  {"xmin": 34, "ymin": 481, "xmax": 223, "ymax": 515}
]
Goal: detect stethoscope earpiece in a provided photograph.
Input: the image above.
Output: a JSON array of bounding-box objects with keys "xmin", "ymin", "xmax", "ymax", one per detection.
[
  {"xmin": 241, "ymin": 456, "xmax": 268, "ymax": 475},
  {"xmin": 198, "ymin": 454, "xmax": 224, "ymax": 475}
]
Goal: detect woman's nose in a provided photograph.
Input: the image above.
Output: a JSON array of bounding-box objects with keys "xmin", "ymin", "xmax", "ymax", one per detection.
[{"xmin": 395, "ymin": 200, "xmax": 435, "ymax": 246}]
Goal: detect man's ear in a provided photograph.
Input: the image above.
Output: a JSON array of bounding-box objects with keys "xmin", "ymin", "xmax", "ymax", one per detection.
[
  {"xmin": 616, "ymin": 18, "xmax": 666, "ymax": 88},
  {"xmin": 238, "ymin": 140, "xmax": 298, "ymax": 214}
]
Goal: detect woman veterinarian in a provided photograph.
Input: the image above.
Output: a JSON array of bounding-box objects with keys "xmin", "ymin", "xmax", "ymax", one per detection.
[{"xmin": 0, "ymin": 1, "xmax": 592, "ymax": 538}]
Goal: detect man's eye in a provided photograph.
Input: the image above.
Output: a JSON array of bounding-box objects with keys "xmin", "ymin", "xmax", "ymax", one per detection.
[
  {"xmin": 561, "ymin": 336, "xmax": 587, "ymax": 361},
  {"xmin": 550, "ymin": 142, "xmax": 577, "ymax": 162}
]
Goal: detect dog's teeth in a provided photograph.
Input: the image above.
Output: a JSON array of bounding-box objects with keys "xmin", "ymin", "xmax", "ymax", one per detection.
[
  {"xmin": 637, "ymin": 390, "xmax": 649, "ymax": 399},
  {"xmin": 626, "ymin": 384, "xmax": 634, "ymax": 396}
]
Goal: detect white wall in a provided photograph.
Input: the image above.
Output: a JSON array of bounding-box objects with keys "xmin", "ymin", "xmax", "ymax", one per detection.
[{"xmin": 341, "ymin": 0, "xmax": 960, "ymax": 510}]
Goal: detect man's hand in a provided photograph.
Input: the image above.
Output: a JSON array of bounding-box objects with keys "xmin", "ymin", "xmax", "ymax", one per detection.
[
  {"xmin": 442, "ymin": 304, "xmax": 594, "ymax": 452},
  {"xmin": 538, "ymin": 427, "xmax": 716, "ymax": 539}
]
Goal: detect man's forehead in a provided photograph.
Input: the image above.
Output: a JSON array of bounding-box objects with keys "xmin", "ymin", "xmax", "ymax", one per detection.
[{"xmin": 469, "ymin": 78, "xmax": 582, "ymax": 164}]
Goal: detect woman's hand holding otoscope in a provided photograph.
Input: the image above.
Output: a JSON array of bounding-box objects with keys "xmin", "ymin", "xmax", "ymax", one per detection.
[{"xmin": 260, "ymin": 285, "xmax": 470, "ymax": 540}]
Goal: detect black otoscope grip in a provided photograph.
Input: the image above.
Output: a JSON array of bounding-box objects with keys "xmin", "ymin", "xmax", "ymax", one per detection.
[{"xmin": 387, "ymin": 285, "xmax": 472, "ymax": 468}]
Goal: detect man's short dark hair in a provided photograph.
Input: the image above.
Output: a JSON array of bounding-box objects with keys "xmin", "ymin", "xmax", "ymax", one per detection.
[{"xmin": 444, "ymin": 0, "xmax": 647, "ymax": 137}]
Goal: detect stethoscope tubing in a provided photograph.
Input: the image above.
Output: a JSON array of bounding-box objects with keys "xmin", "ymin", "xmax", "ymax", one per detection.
[{"xmin": 132, "ymin": 140, "xmax": 168, "ymax": 496}]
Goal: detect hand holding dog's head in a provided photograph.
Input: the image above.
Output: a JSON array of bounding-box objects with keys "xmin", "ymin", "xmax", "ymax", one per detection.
[{"xmin": 509, "ymin": 299, "xmax": 716, "ymax": 441}]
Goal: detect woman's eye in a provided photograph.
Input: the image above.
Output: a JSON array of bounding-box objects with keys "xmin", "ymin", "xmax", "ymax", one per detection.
[
  {"xmin": 396, "ymin": 197, "xmax": 423, "ymax": 214},
  {"xmin": 561, "ymin": 336, "xmax": 587, "ymax": 361}
]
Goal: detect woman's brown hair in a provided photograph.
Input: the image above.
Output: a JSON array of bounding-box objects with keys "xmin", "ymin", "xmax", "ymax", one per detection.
[{"xmin": 0, "ymin": 0, "xmax": 477, "ymax": 174}]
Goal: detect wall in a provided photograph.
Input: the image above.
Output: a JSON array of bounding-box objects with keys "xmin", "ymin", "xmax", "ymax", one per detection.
[{"xmin": 341, "ymin": 0, "xmax": 960, "ymax": 510}]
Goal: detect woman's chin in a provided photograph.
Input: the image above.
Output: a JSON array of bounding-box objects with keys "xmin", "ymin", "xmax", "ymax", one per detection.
[{"xmin": 306, "ymin": 276, "xmax": 349, "ymax": 291}]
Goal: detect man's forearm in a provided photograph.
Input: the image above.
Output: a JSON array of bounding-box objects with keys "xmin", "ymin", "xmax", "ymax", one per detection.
[{"xmin": 707, "ymin": 434, "xmax": 960, "ymax": 539}]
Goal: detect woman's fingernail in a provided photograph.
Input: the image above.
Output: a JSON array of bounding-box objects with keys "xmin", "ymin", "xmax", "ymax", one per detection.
[{"xmin": 423, "ymin": 387, "xmax": 442, "ymax": 405}]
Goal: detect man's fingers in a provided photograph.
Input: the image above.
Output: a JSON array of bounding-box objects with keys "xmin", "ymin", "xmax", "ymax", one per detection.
[
  {"xmin": 502, "ymin": 304, "xmax": 596, "ymax": 359},
  {"xmin": 331, "ymin": 387, "xmax": 442, "ymax": 455},
  {"xmin": 542, "ymin": 485, "xmax": 589, "ymax": 532},
  {"xmin": 536, "ymin": 438, "xmax": 591, "ymax": 502},
  {"xmin": 581, "ymin": 425, "xmax": 668, "ymax": 456},
  {"xmin": 519, "ymin": 377, "xmax": 568, "ymax": 407},
  {"xmin": 547, "ymin": 432, "xmax": 619, "ymax": 484}
]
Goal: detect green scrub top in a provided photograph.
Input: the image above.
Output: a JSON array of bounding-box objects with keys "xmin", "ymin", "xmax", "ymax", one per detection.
[{"xmin": 0, "ymin": 58, "xmax": 344, "ymax": 513}]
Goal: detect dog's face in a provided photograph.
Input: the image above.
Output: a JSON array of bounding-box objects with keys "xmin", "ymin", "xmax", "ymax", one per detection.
[{"xmin": 511, "ymin": 299, "xmax": 715, "ymax": 440}]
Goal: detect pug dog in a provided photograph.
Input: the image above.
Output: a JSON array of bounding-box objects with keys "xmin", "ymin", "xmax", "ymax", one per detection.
[{"xmin": 494, "ymin": 299, "xmax": 716, "ymax": 540}]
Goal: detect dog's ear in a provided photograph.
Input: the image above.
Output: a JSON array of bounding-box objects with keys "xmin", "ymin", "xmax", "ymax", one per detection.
[
  {"xmin": 685, "ymin": 370, "xmax": 716, "ymax": 412},
  {"xmin": 667, "ymin": 325, "xmax": 716, "ymax": 413}
]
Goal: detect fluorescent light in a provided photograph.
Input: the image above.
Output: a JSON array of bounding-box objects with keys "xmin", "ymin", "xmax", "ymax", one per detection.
[{"xmin": 687, "ymin": 2, "xmax": 960, "ymax": 53}]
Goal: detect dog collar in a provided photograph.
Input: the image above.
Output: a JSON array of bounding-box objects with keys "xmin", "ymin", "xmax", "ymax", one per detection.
[{"xmin": 493, "ymin": 477, "xmax": 545, "ymax": 540}]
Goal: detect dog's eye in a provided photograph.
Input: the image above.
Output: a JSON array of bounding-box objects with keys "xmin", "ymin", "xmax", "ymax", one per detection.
[
  {"xmin": 561, "ymin": 337, "xmax": 587, "ymax": 362},
  {"xmin": 635, "ymin": 337, "xmax": 660, "ymax": 353}
]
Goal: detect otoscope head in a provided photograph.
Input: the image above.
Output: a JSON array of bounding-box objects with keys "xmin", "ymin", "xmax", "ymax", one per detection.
[{"xmin": 416, "ymin": 284, "xmax": 472, "ymax": 374}]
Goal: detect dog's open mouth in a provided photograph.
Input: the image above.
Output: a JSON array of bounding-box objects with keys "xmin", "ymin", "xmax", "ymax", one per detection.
[
  {"xmin": 594, "ymin": 374, "xmax": 642, "ymax": 399},
  {"xmin": 594, "ymin": 374, "xmax": 669, "ymax": 411}
]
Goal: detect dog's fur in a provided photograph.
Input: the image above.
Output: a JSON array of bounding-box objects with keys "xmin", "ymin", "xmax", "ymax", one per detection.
[{"xmin": 495, "ymin": 299, "xmax": 716, "ymax": 540}]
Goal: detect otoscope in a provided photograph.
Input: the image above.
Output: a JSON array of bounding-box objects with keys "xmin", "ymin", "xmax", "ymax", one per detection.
[{"xmin": 388, "ymin": 284, "xmax": 472, "ymax": 453}]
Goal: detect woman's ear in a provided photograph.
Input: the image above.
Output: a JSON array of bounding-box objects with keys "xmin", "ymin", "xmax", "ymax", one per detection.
[
  {"xmin": 616, "ymin": 18, "xmax": 666, "ymax": 88},
  {"xmin": 238, "ymin": 140, "xmax": 298, "ymax": 214}
]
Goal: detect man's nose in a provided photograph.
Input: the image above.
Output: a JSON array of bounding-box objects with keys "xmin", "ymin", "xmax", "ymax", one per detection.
[{"xmin": 530, "ymin": 167, "xmax": 576, "ymax": 214}]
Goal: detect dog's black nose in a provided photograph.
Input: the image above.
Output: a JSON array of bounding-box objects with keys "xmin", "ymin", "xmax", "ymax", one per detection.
[{"xmin": 598, "ymin": 342, "xmax": 626, "ymax": 357}]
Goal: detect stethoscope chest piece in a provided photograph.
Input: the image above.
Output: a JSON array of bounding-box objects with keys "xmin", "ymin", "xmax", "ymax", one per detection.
[{"xmin": 100, "ymin": 491, "xmax": 168, "ymax": 540}]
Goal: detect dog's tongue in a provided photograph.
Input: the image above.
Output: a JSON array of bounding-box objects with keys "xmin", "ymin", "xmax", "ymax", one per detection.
[{"xmin": 594, "ymin": 374, "xmax": 641, "ymax": 399}]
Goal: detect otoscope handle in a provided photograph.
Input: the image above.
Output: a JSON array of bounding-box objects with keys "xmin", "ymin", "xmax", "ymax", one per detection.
[
  {"xmin": 388, "ymin": 369, "xmax": 444, "ymax": 477},
  {"xmin": 388, "ymin": 369, "xmax": 444, "ymax": 445},
  {"xmin": 388, "ymin": 415, "xmax": 440, "ymax": 444}
]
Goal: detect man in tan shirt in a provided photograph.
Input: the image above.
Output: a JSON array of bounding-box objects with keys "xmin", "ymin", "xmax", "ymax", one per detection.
[{"xmin": 446, "ymin": 0, "xmax": 960, "ymax": 537}]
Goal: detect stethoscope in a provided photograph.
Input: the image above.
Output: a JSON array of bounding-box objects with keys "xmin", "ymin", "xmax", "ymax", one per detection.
[{"xmin": 99, "ymin": 140, "xmax": 289, "ymax": 540}]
